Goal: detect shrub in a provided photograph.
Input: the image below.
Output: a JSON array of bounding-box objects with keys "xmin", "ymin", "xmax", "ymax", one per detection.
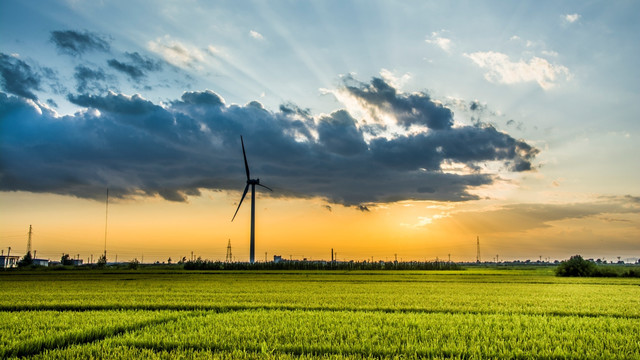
[{"xmin": 555, "ymin": 255, "xmax": 596, "ymax": 277}]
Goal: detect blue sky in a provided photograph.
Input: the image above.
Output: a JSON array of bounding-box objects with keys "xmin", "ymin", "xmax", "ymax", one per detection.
[{"xmin": 1, "ymin": 1, "xmax": 638, "ymax": 262}]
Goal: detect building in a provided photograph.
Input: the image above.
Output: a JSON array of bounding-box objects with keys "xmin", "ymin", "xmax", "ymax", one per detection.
[
  {"xmin": 0, "ymin": 255, "xmax": 20, "ymax": 268},
  {"xmin": 70, "ymin": 259, "xmax": 83, "ymax": 266},
  {"xmin": 32, "ymin": 258, "xmax": 49, "ymax": 267},
  {"xmin": 273, "ymin": 255, "xmax": 282, "ymax": 263}
]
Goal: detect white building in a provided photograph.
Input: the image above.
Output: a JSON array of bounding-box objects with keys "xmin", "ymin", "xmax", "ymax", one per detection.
[{"xmin": 0, "ymin": 255, "xmax": 19, "ymax": 268}]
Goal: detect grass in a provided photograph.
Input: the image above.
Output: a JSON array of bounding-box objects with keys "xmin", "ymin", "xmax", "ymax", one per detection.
[{"xmin": 1, "ymin": 268, "xmax": 639, "ymax": 359}]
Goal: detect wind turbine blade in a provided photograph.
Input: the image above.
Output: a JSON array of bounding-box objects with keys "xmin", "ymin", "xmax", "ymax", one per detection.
[
  {"xmin": 231, "ymin": 184, "xmax": 250, "ymax": 222},
  {"xmin": 241, "ymin": 136, "xmax": 250, "ymax": 180},
  {"xmin": 257, "ymin": 183, "xmax": 273, "ymax": 192}
]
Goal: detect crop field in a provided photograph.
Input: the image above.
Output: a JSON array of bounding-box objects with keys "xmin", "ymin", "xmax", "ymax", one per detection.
[{"xmin": 1, "ymin": 268, "xmax": 639, "ymax": 359}]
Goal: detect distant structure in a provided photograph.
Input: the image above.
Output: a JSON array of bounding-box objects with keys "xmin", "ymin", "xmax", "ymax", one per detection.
[
  {"xmin": 225, "ymin": 239, "xmax": 233, "ymax": 263},
  {"xmin": 476, "ymin": 236, "xmax": 481, "ymax": 263},
  {"xmin": 0, "ymin": 248, "xmax": 19, "ymax": 268},
  {"xmin": 231, "ymin": 136, "xmax": 273, "ymax": 264},
  {"xmin": 26, "ymin": 225, "xmax": 33, "ymax": 255},
  {"xmin": 103, "ymin": 188, "xmax": 109, "ymax": 261}
]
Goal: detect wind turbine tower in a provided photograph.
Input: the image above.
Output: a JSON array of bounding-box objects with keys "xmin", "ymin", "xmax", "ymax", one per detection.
[{"xmin": 231, "ymin": 136, "xmax": 272, "ymax": 263}]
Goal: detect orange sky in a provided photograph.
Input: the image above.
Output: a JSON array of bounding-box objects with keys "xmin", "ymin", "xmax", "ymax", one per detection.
[{"xmin": 1, "ymin": 188, "xmax": 638, "ymax": 264}]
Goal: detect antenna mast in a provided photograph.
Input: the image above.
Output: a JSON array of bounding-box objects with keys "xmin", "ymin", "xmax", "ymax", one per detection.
[
  {"xmin": 27, "ymin": 225, "xmax": 33, "ymax": 254},
  {"xmin": 476, "ymin": 236, "xmax": 481, "ymax": 263}
]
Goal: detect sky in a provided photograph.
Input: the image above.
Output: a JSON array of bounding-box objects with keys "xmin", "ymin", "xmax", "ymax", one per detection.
[{"xmin": 1, "ymin": 0, "xmax": 639, "ymax": 264}]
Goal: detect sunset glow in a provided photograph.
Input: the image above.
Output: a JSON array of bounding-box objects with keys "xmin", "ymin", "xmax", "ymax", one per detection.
[{"xmin": 1, "ymin": 1, "xmax": 638, "ymax": 263}]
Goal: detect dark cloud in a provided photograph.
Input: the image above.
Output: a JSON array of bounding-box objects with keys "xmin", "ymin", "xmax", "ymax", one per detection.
[
  {"xmin": 180, "ymin": 90, "xmax": 224, "ymax": 106},
  {"xmin": 342, "ymin": 76, "xmax": 453, "ymax": 130},
  {"xmin": 0, "ymin": 77, "xmax": 538, "ymax": 206},
  {"xmin": 317, "ymin": 110, "xmax": 367, "ymax": 156},
  {"xmin": 50, "ymin": 30, "xmax": 110, "ymax": 56},
  {"xmin": 125, "ymin": 52, "xmax": 163, "ymax": 72},
  {"xmin": 107, "ymin": 59, "xmax": 144, "ymax": 80},
  {"xmin": 107, "ymin": 52, "xmax": 163, "ymax": 81},
  {"xmin": 0, "ymin": 53, "xmax": 41, "ymax": 100},
  {"xmin": 46, "ymin": 99, "xmax": 58, "ymax": 108},
  {"xmin": 74, "ymin": 65, "xmax": 109, "ymax": 93}
]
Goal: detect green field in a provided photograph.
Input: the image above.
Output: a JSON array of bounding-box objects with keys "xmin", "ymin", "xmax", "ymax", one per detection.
[{"xmin": 1, "ymin": 268, "xmax": 639, "ymax": 359}]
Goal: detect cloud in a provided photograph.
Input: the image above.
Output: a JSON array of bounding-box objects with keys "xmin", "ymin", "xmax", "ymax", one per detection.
[
  {"xmin": 564, "ymin": 13, "xmax": 580, "ymax": 23},
  {"xmin": 379, "ymin": 69, "xmax": 411, "ymax": 89},
  {"xmin": 340, "ymin": 75, "xmax": 454, "ymax": 130},
  {"xmin": 249, "ymin": 30, "xmax": 264, "ymax": 40},
  {"xmin": 74, "ymin": 65, "xmax": 109, "ymax": 93},
  {"xmin": 447, "ymin": 197, "xmax": 640, "ymax": 234},
  {"xmin": 0, "ymin": 76, "xmax": 538, "ymax": 207},
  {"xmin": 107, "ymin": 59, "xmax": 144, "ymax": 80},
  {"xmin": 107, "ymin": 52, "xmax": 164, "ymax": 81},
  {"xmin": 0, "ymin": 53, "xmax": 41, "ymax": 100},
  {"xmin": 464, "ymin": 51, "xmax": 570, "ymax": 90},
  {"xmin": 148, "ymin": 36, "xmax": 204, "ymax": 69},
  {"xmin": 50, "ymin": 30, "xmax": 110, "ymax": 56},
  {"xmin": 425, "ymin": 31, "xmax": 452, "ymax": 53}
]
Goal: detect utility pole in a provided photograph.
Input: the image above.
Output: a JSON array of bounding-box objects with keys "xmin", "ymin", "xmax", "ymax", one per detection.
[
  {"xmin": 331, "ymin": 248, "xmax": 334, "ymax": 265},
  {"xmin": 265, "ymin": 252, "xmax": 267, "ymax": 262},
  {"xmin": 448, "ymin": 253, "xmax": 451, "ymax": 263},
  {"xmin": 496, "ymin": 254, "xmax": 499, "ymax": 263},
  {"xmin": 476, "ymin": 236, "xmax": 481, "ymax": 263},
  {"xmin": 27, "ymin": 225, "xmax": 32, "ymax": 254},
  {"xmin": 104, "ymin": 188, "xmax": 109, "ymax": 260}
]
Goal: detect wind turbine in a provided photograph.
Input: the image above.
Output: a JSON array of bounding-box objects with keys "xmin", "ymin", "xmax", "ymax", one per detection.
[{"xmin": 231, "ymin": 136, "xmax": 272, "ymax": 263}]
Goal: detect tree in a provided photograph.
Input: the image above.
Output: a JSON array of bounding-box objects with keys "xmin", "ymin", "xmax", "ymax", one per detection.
[
  {"xmin": 18, "ymin": 251, "xmax": 33, "ymax": 267},
  {"xmin": 128, "ymin": 258, "xmax": 139, "ymax": 270},
  {"xmin": 96, "ymin": 254, "xmax": 107, "ymax": 267},
  {"xmin": 61, "ymin": 253, "xmax": 73, "ymax": 266},
  {"xmin": 555, "ymin": 255, "xmax": 596, "ymax": 277}
]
